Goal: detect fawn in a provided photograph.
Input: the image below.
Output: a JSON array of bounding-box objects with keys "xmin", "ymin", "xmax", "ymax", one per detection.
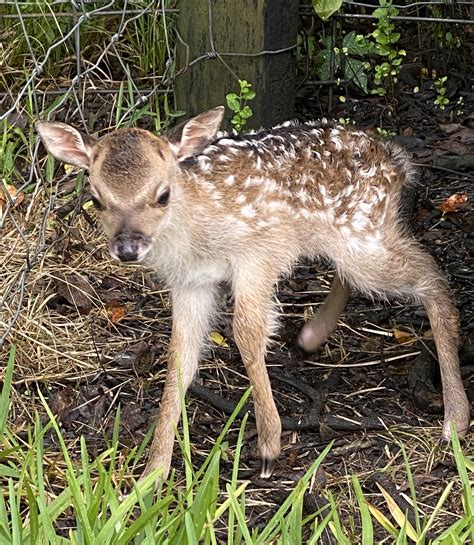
[{"xmin": 36, "ymin": 106, "xmax": 470, "ymax": 479}]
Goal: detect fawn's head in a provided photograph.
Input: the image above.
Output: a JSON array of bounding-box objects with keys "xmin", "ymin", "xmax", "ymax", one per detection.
[{"xmin": 36, "ymin": 106, "xmax": 225, "ymax": 263}]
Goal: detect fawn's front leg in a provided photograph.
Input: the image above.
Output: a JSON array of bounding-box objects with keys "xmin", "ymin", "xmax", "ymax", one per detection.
[
  {"xmin": 142, "ymin": 283, "xmax": 217, "ymax": 480},
  {"xmin": 233, "ymin": 270, "xmax": 281, "ymax": 478}
]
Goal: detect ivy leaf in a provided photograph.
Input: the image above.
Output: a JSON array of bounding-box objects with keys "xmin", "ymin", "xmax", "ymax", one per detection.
[
  {"xmin": 311, "ymin": 0, "xmax": 342, "ymax": 20},
  {"xmin": 345, "ymin": 59, "xmax": 368, "ymax": 93},
  {"xmin": 315, "ymin": 48, "xmax": 341, "ymax": 81}
]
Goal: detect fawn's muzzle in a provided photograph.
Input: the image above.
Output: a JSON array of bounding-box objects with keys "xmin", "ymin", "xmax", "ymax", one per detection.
[{"xmin": 111, "ymin": 231, "xmax": 152, "ymax": 263}]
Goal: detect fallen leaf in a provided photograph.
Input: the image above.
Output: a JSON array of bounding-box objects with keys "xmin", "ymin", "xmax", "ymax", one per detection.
[
  {"xmin": 114, "ymin": 340, "xmax": 157, "ymax": 374},
  {"xmin": 438, "ymin": 192, "xmax": 469, "ymax": 214},
  {"xmin": 454, "ymin": 127, "xmax": 474, "ymax": 145},
  {"xmin": 392, "ymin": 328, "xmax": 415, "ymax": 345},
  {"xmin": 209, "ymin": 331, "xmax": 229, "ymax": 347},
  {"xmin": 288, "ymin": 449, "xmax": 298, "ymax": 466},
  {"xmin": 105, "ymin": 301, "xmax": 126, "ymax": 323},
  {"xmin": 64, "ymin": 163, "xmax": 77, "ymax": 174},
  {"xmin": 0, "ymin": 184, "xmax": 25, "ymax": 209},
  {"xmin": 439, "ymin": 123, "xmax": 462, "ymax": 135},
  {"xmin": 56, "ymin": 273, "xmax": 99, "ymax": 314}
]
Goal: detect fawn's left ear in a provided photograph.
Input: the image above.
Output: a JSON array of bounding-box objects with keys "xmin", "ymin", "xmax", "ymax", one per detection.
[
  {"xmin": 164, "ymin": 106, "xmax": 225, "ymax": 162},
  {"xmin": 36, "ymin": 121, "xmax": 96, "ymax": 170}
]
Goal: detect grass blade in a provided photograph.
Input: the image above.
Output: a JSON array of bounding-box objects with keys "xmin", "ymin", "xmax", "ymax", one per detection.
[
  {"xmin": 0, "ymin": 345, "xmax": 16, "ymax": 434},
  {"xmin": 352, "ymin": 475, "xmax": 373, "ymax": 545}
]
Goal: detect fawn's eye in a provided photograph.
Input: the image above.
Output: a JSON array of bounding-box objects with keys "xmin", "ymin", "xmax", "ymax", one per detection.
[
  {"xmin": 90, "ymin": 196, "xmax": 104, "ymax": 211},
  {"xmin": 156, "ymin": 188, "xmax": 170, "ymax": 207}
]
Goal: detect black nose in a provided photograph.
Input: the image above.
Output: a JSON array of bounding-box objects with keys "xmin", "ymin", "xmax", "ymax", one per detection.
[{"xmin": 112, "ymin": 232, "xmax": 150, "ymax": 262}]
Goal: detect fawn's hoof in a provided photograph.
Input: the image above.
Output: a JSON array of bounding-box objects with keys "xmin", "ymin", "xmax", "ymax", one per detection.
[
  {"xmin": 441, "ymin": 401, "xmax": 471, "ymax": 442},
  {"xmin": 297, "ymin": 321, "xmax": 329, "ymax": 353},
  {"xmin": 260, "ymin": 457, "xmax": 276, "ymax": 479}
]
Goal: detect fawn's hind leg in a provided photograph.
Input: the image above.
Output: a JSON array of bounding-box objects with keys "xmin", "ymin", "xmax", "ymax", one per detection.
[
  {"xmin": 298, "ymin": 274, "xmax": 351, "ymax": 352},
  {"xmin": 338, "ymin": 239, "xmax": 470, "ymax": 440}
]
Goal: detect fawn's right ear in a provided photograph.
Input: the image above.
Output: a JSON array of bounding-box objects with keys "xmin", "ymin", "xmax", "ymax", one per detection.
[
  {"xmin": 164, "ymin": 106, "xmax": 225, "ymax": 162},
  {"xmin": 36, "ymin": 121, "xmax": 96, "ymax": 171}
]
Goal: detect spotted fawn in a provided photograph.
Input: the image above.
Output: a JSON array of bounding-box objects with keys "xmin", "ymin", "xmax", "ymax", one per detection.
[{"xmin": 37, "ymin": 106, "xmax": 470, "ymax": 479}]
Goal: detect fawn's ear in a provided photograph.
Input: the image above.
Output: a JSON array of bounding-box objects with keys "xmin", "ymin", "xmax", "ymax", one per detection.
[
  {"xmin": 36, "ymin": 121, "xmax": 96, "ymax": 170},
  {"xmin": 165, "ymin": 106, "xmax": 225, "ymax": 162}
]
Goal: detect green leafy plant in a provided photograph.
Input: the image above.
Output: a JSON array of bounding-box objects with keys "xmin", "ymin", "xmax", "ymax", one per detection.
[
  {"xmin": 370, "ymin": 0, "xmax": 406, "ymax": 97},
  {"xmin": 311, "ymin": 0, "xmax": 404, "ymax": 100},
  {"xmin": 226, "ymin": 79, "xmax": 256, "ymax": 132},
  {"xmin": 434, "ymin": 76, "xmax": 450, "ymax": 110},
  {"xmin": 316, "ymin": 31, "xmax": 374, "ymax": 94},
  {"xmin": 338, "ymin": 117, "xmax": 354, "ymax": 126},
  {"xmin": 376, "ymin": 127, "xmax": 396, "ymax": 137}
]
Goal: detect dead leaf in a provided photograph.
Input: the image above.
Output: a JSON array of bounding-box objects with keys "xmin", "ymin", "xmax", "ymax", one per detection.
[
  {"xmin": 209, "ymin": 331, "xmax": 229, "ymax": 347},
  {"xmin": 439, "ymin": 123, "xmax": 463, "ymax": 135},
  {"xmin": 288, "ymin": 449, "xmax": 298, "ymax": 466},
  {"xmin": 0, "ymin": 184, "xmax": 25, "ymax": 209},
  {"xmin": 438, "ymin": 192, "xmax": 469, "ymax": 214},
  {"xmin": 376, "ymin": 483, "xmax": 419, "ymax": 541},
  {"xmin": 114, "ymin": 340, "xmax": 157, "ymax": 374},
  {"xmin": 64, "ymin": 163, "xmax": 77, "ymax": 174},
  {"xmin": 454, "ymin": 127, "xmax": 474, "ymax": 145},
  {"xmin": 392, "ymin": 328, "xmax": 415, "ymax": 345},
  {"xmin": 105, "ymin": 300, "xmax": 126, "ymax": 323},
  {"xmin": 56, "ymin": 273, "xmax": 98, "ymax": 314}
]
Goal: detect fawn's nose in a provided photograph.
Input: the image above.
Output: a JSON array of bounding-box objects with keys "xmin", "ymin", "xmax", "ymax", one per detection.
[{"xmin": 111, "ymin": 231, "xmax": 151, "ymax": 263}]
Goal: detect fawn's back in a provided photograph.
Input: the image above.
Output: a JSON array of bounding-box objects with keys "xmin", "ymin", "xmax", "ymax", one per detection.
[{"xmin": 85, "ymin": 119, "xmax": 414, "ymax": 288}]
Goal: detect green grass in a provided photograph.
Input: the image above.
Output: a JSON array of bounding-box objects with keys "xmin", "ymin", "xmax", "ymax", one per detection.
[{"xmin": 1, "ymin": 345, "xmax": 473, "ymax": 544}]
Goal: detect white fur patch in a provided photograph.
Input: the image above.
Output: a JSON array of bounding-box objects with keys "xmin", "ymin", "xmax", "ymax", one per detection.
[{"xmin": 241, "ymin": 204, "xmax": 257, "ymax": 217}]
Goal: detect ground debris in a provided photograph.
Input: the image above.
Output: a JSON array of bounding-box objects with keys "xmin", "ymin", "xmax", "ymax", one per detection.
[{"xmin": 55, "ymin": 272, "xmax": 99, "ymax": 314}]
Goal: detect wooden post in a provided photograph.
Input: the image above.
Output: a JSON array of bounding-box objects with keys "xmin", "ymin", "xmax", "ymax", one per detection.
[{"xmin": 174, "ymin": 0, "xmax": 298, "ymax": 131}]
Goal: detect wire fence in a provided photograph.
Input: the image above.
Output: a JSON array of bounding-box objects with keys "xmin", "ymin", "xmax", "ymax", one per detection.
[{"xmin": 1, "ymin": 0, "xmax": 473, "ymax": 353}]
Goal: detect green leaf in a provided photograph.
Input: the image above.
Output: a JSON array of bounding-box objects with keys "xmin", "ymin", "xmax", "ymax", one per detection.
[
  {"xmin": 343, "ymin": 31, "xmax": 371, "ymax": 56},
  {"xmin": 226, "ymin": 95, "xmax": 240, "ymax": 112},
  {"xmin": 345, "ymin": 58, "xmax": 368, "ymax": 93},
  {"xmin": 311, "ymin": 0, "xmax": 343, "ymax": 20},
  {"xmin": 242, "ymin": 90, "xmax": 256, "ymax": 100},
  {"xmin": 240, "ymin": 106, "xmax": 253, "ymax": 120},
  {"xmin": 372, "ymin": 7, "xmax": 388, "ymax": 18},
  {"xmin": 315, "ymin": 48, "xmax": 341, "ymax": 81},
  {"xmin": 352, "ymin": 476, "xmax": 373, "ymax": 545},
  {"xmin": 0, "ymin": 345, "xmax": 15, "ymax": 435}
]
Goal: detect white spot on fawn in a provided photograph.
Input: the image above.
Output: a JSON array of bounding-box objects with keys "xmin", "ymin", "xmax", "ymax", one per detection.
[
  {"xmin": 241, "ymin": 204, "xmax": 257, "ymax": 218},
  {"xmin": 198, "ymin": 156, "xmax": 211, "ymax": 172}
]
